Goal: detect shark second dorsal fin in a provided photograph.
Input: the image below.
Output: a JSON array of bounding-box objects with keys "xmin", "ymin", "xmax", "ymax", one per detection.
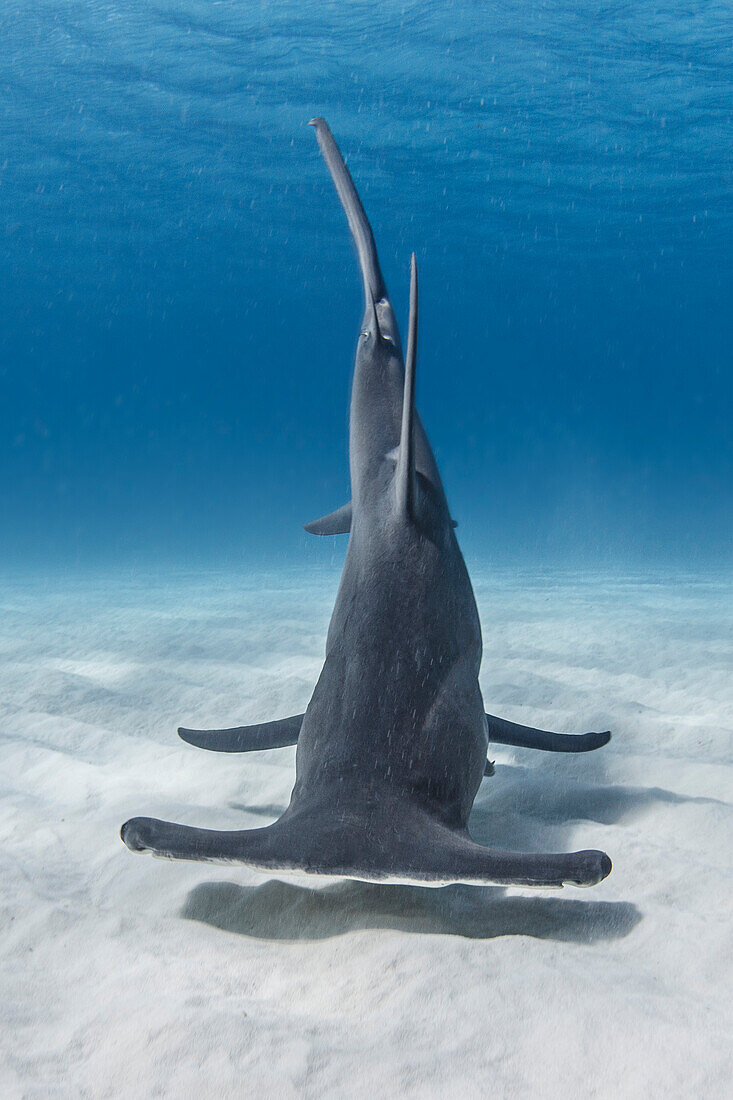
[{"xmin": 395, "ymin": 254, "xmax": 418, "ymax": 520}]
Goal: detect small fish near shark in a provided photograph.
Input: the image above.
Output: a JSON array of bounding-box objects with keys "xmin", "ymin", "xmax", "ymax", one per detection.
[{"xmin": 121, "ymin": 119, "xmax": 612, "ymax": 889}]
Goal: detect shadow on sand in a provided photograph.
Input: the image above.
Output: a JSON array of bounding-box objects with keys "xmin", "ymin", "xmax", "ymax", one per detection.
[
  {"xmin": 181, "ymin": 878, "xmax": 641, "ymax": 943},
  {"xmin": 475, "ymin": 765, "xmax": 724, "ymax": 826},
  {"xmin": 468, "ymin": 764, "xmax": 721, "ymax": 852}
]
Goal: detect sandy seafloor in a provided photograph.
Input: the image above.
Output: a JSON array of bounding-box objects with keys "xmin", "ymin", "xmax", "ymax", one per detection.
[{"xmin": 1, "ymin": 565, "xmax": 731, "ymax": 1098}]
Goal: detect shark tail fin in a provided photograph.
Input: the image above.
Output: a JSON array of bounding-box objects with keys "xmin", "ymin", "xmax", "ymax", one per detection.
[
  {"xmin": 395, "ymin": 253, "xmax": 418, "ymax": 520},
  {"xmin": 309, "ymin": 117, "xmax": 385, "ymax": 306}
]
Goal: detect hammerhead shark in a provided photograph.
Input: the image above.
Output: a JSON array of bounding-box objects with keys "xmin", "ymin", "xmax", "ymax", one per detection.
[{"xmin": 121, "ymin": 119, "xmax": 612, "ymax": 888}]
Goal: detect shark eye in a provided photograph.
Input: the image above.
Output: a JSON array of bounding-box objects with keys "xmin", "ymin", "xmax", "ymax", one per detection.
[{"xmin": 360, "ymin": 330, "xmax": 370, "ymax": 339}]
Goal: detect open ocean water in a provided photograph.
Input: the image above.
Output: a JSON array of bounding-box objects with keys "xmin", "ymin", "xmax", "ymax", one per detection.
[
  {"xmin": 1, "ymin": 0, "xmax": 731, "ymax": 568},
  {"xmin": 1, "ymin": 3, "xmax": 732, "ymax": 1097}
]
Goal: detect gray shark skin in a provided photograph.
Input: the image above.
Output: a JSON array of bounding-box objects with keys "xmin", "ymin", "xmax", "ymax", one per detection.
[{"xmin": 121, "ymin": 119, "xmax": 612, "ymax": 888}]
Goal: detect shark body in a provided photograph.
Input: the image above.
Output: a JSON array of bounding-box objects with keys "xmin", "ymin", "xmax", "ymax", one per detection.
[{"xmin": 121, "ymin": 120, "xmax": 612, "ymax": 888}]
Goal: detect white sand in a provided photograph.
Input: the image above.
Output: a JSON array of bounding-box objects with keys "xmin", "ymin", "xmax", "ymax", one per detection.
[{"xmin": 1, "ymin": 566, "xmax": 731, "ymax": 1097}]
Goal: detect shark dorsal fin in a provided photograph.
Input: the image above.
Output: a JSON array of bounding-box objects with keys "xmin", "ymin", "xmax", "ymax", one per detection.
[{"xmin": 395, "ymin": 254, "xmax": 418, "ymax": 520}]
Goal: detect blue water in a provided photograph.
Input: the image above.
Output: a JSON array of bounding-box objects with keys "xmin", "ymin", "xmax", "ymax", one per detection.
[{"xmin": 1, "ymin": 1, "xmax": 731, "ymax": 569}]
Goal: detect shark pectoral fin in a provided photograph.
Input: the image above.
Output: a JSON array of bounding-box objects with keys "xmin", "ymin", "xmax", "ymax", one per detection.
[
  {"xmin": 304, "ymin": 502, "xmax": 352, "ymax": 535},
  {"xmin": 483, "ymin": 759, "xmax": 496, "ymax": 777},
  {"xmin": 486, "ymin": 714, "xmax": 611, "ymax": 753},
  {"xmin": 178, "ymin": 714, "xmax": 304, "ymax": 753}
]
